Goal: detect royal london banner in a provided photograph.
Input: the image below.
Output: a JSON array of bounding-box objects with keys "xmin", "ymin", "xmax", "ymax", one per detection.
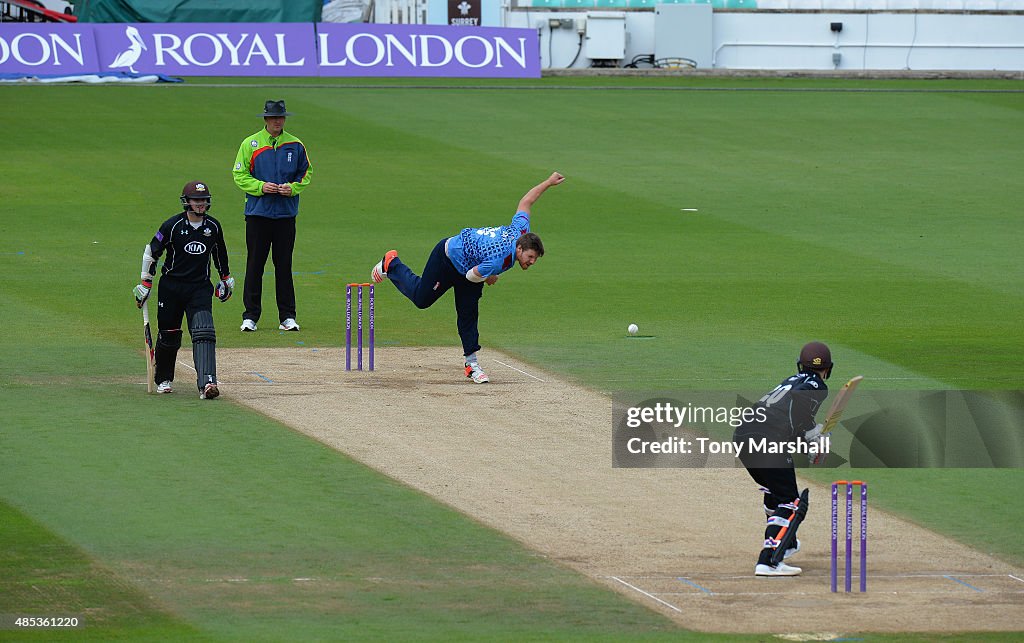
[{"xmin": 0, "ymin": 22, "xmax": 540, "ymax": 78}]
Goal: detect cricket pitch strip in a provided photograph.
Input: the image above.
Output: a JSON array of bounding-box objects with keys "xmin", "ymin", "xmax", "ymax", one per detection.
[{"xmin": 213, "ymin": 347, "xmax": 1024, "ymax": 634}]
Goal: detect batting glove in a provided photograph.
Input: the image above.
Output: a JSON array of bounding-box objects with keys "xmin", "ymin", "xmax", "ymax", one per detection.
[
  {"xmin": 804, "ymin": 423, "xmax": 824, "ymax": 442},
  {"xmin": 134, "ymin": 280, "xmax": 152, "ymax": 308},
  {"xmin": 216, "ymin": 276, "xmax": 235, "ymax": 302},
  {"xmin": 808, "ymin": 435, "xmax": 829, "ymax": 465}
]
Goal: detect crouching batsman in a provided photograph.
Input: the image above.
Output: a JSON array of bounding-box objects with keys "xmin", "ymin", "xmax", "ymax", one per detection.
[
  {"xmin": 370, "ymin": 172, "xmax": 564, "ymax": 383},
  {"xmin": 133, "ymin": 181, "xmax": 234, "ymax": 399},
  {"xmin": 732, "ymin": 342, "xmax": 834, "ymax": 576}
]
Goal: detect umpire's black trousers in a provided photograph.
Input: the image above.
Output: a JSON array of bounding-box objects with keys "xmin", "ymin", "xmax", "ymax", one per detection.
[{"xmin": 242, "ymin": 215, "xmax": 296, "ymax": 324}]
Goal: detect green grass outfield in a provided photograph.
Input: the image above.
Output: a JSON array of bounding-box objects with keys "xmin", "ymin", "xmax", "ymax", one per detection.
[{"xmin": 2, "ymin": 76, "xmax": 1022, "ymax": 639}]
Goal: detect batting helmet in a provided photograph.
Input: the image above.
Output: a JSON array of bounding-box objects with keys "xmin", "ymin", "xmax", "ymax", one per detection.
[
  {"xmin": 798, "ymin": 341, "xmax": 833, "ymax": 379},
  {"xmin": 181, "ymin": 181, "xmax": 212, "ymax": 213}
]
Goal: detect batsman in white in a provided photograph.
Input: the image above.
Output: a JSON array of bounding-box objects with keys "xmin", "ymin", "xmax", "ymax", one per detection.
[
  {"xmin": 370, "ymin": 171, "xmax": 565, "ymax": 383},
  {"xmin": 133, "ymin": 181, "xmax": 234, "ymax": 399}
]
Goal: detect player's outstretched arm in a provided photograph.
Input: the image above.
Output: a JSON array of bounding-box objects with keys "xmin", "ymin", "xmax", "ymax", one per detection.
[{"xmin": 517, "ymin": 171, "xmax": 565, "ymax": 215}]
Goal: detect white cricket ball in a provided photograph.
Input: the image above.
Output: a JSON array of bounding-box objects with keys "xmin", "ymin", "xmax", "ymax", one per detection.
[{"xmin": 628, "ymin": 324, "xmax": 639, "ymax": 335}]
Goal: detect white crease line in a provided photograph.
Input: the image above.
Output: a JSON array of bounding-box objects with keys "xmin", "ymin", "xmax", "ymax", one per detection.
[
  {"xmin": 493, "ymin": 359, "xmax": 545, "ymax": 383},
  {"xmin": 201, "ymin": 577, "xmax": 321, "ymax": 583},
  {"xmin": 599, "ymin": 376, "xmax": 943, "ymax": 382},
  {"xmin": 656, "ymin": 589, "xmax": 1024, "ymax": 597},
  {"xmin": 613, "ymin": 572, "xmax": 1021, "ymax": 581},
  {"xmin": 609, "ymin": 576, "xmax": 683, "ymax": 613}
]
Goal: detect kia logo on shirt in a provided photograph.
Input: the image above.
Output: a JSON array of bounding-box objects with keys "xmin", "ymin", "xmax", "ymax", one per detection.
[{"xmin": 184, "ymin": 241, "xmax": 207, "ymax": 255}]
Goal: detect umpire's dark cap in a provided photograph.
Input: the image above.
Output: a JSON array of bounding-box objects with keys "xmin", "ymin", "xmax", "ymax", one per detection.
[{"xmin": 261, "ymin": 99, "xmax": 293, "ymax": 117}]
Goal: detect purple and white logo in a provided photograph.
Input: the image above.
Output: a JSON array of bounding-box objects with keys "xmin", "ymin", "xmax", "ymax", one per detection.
[
  {"xmin": 0, "ymin": 24, "xmax": 98, "ymax": 74},
  {"xmin": 93, "ymin": 23, "xmax": 315, "ymax": 76},
  {"xmin": 1, "ymin": 22, "xmax": 539, "ymax": 78},
  {"xmin": 108, "ymin": 25, "xmax": 147, "ymax": 73},
  {"xmin": 317, "ymin": 23, "xmax": 537, "ymax": 78}
]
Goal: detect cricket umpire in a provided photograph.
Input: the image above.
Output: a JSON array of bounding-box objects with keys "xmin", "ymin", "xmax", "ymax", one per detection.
[
  {"xmin": 134, "ymin": 182, "xmax": 234, "ymax": 399},
  {"xmin": 732, "ymin": 341, "xmax": 833, "ymax": 576},
  {"xmin": 233, "ymin": 99, "xmax": 313, "ymax": 333},
  {"xmin": 369, "ymin": 171, "xmax": 564, "ymax": 383}
]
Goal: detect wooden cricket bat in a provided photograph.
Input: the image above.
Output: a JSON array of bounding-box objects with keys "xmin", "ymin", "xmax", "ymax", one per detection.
[
  {"xmin": 820, "ymin": 375, "xmax": 864, "ymax": 435},
  {"xmin": 809, "ymin": 375, "xmax": 864, "ymax": 466},
  {"xmin": 142, "ymin": 300, "xmax": 155, "ymax": 394}
]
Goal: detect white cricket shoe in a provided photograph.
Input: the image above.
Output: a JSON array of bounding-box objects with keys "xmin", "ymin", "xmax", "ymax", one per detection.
[
  {"xmin": 784, "ymin": 539, "xmax": 801, "ymax": 560},
  {"xmin": 156, "ymin": 380, "xmax": 173, "ymax": 394},
  {"xmin": 279, "ymin": 318, "xmax": 300, "ymax": 331},
  {"xmin": 755, "ymin": 562, "xmax": 802, "ymax": 577},
  {"xmin": 200, "ymin": 382, "xmax": 220, "ymax": 400},
  {"xmin": 371, "ymin": 250, "xmax": 399, "ymax": 284},
  {"xmin": 240, "ymin": 319, "xmax": 257, "ymax": 332},
  {"xmin": 465, "ymin": 362, "xmax": 489, "ymax": 384}
]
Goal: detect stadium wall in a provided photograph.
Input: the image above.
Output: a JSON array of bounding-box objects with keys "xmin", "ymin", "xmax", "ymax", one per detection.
[{"xmin": 503, "ymin": 9, "xmax": 1024, "ymax": 70}]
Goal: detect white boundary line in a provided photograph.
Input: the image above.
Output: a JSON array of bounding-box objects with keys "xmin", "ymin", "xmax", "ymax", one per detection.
[
  {"xmin": 609, "ymin": 576, "xmax": 683, "ymax": 613},
  {"xmin": 493, "ymin": 359, "xmax": 546, "ymax": 382}
]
